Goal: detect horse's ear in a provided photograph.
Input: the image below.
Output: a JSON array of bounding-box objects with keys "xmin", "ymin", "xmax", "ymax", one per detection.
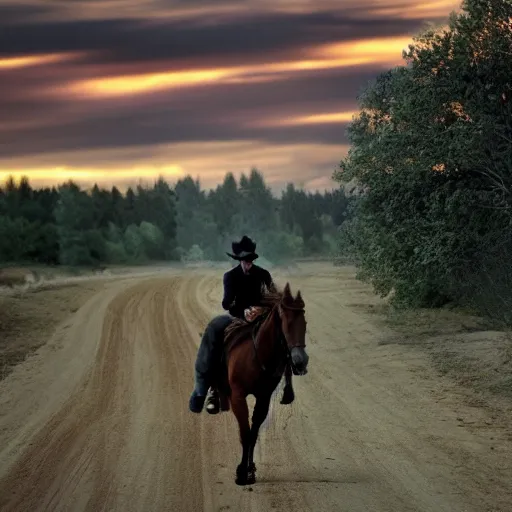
[
  {"xmin": 283, "ymin": 282, "xmax": 292, "ymax": 298},
  {"xmin": 295, "ymin": 290, "xmax": 305, "ymax": 308}
]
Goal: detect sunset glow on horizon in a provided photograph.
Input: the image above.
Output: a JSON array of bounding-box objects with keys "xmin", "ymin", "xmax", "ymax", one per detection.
[
  {"xmin": 0, "ymin": 165, "xmax": 184, "ymax": 185},
  {"xmin": 0, "ymin": 0, "xmax": 459, "ymax": 192}
]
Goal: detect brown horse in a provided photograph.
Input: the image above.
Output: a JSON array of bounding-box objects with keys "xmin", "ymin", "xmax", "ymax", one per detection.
[{"xmin": 221, "ymin": 282, "xmax": 309, "ymax": 485}]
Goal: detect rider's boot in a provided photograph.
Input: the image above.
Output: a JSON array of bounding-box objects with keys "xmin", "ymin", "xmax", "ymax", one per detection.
[
  {"xmin": 189, "ymin": 389, "xmax": 207, "ymax": 413},
  {"xmin": 189, "ymin": 367, "xmax": 210, "ymax": 414},
  {"xmin": 205, "ymin": 387, "xmax": 220, "ymax": 415},
  {"xmin": 190, "ymin": 314, "xmax": 233, "ymax": 414}
]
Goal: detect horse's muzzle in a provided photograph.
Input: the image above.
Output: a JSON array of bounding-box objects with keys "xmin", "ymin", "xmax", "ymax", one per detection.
[{"xmin": 290, "ymin": 347, "xmax": 309, "ymax": 376}]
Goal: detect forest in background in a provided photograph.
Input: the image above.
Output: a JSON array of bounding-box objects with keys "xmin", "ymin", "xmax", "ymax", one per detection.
[
  {"xmin": 0, "ymin": 169, "xmax": 349, "ymax": 267},
  {"xmin": 334, "ymin": 0, "xmax": 512, "ymax": 321}
]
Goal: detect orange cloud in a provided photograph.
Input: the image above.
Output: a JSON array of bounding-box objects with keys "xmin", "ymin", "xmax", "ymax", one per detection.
[
  {"xmin": 0, "ymin": 53, "xmax": 80, "ymax": 70},
  {"xmin": 65, "ymin": 36, "xmax": 411, "ymax": 98},
  {"xmin": 26, "ymin": 0, "xmax": 460, "ymax": 23},
  {"xmin": 317, "ymin": 37, "xmax": 411, "ymax": 59},
  {"xmin": 409, "ymin": 0, "xmax": 460, "ymax": 15},
  {"xmin": 368, "ymin": 0, "xmax": 459, "ymax": 18},
  {"xmin": 257, "ymin": 111, "xmax": 357, "ymax": 127}
]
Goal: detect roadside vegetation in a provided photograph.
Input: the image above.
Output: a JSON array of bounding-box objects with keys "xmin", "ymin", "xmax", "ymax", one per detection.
[{"xmin": 334, "ymin": 0, "xmax": 512, "ymax": 325}]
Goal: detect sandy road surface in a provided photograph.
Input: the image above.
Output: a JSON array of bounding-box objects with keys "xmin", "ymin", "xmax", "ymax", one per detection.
[{"xmin": 0, "ymin": 264, "xmax": 511, "ymax": 511}]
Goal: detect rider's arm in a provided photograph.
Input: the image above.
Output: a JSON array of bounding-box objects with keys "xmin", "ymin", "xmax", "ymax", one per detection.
[
  {"xmin": 222, "ymin": 272, "xmax": 245, "ymax": 318},
  {"xmin": 263, "ymin": 269, "xmax": 277, "ymax": 293}
]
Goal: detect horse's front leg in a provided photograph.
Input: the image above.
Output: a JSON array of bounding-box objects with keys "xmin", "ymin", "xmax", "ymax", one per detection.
[
  {"xmin": 280, "ymin": 363, "xmax": 295, "ymax": 405},
  {"xmin": 230, "ymin": 388, "xmax": 251, "ymax": 485},
  {"xmin": 247, "ymin": 393, "xmax": 273, "ymax": 483}
]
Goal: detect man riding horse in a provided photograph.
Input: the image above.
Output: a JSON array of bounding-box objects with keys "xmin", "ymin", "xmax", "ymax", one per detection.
[{"xmin": 189, "ymin": 235, "xmax": 295, "ymax": 414}]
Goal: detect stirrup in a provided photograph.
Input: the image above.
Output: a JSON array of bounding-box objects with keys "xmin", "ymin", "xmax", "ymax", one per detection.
[{"xmin": 205, "ymin": 389, "xmax": 220, "ymax": 415}]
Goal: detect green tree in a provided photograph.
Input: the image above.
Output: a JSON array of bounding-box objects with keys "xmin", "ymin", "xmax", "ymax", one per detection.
[
  {"xmin": 209, "ymin": 173, "xmax": 240, "ymax": 237},
  {"xmin": 146, "ymin": 177, "xmax": 177, "ymax": 257},
  {"xmin": 280, "ymin": 184, "xmax": 324, "ymax": 255},
  {"xmin": 174, "ymin": 176, "xmax": 220, "ymax": 258},
  {"xmin": 139, "ymin": 221, "xmax": 165, "ymax": 260},
  {"xmin": 183, "ymin": 244, "xmax": 205, "ymax": 262},
  {"xmin": 0, "ymin": 216, "xmax": 33, "ymax": 262},
  {"xmin": 124, "ymin": 224, "xmax": 146, "ymax": 262},
  {"xmin": 334, "ymin": 0, "xmax": 512, "ymax": 307},
  {"xmin": 237, "ymin": 169, "xmax": 277, "ymax": 236},
  {"xmin": 54, "ymin": 181, "xmax": 106, "ymax": 265}
]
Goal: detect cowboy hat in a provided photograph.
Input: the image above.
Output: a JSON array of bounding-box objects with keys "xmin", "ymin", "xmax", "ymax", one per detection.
[{"xmin": 226, "ymin": 235, "xmax": 259, "ymax": 261}]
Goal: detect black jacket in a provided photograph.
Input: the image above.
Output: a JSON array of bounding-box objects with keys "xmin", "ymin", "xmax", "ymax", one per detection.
[{"xmin": 221, "ymin": 264, "xmax": 274, "ymax": 319}]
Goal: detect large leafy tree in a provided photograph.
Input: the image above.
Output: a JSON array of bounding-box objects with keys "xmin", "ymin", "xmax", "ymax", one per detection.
[{"xmin": 334, "ymin": 0, "xmax": 512, "ymax": 307}]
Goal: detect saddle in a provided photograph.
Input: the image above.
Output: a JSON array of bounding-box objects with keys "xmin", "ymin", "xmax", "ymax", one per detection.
[{"xmin": 211, "ymin": 313, "xmax": 270, "ymax": 413}]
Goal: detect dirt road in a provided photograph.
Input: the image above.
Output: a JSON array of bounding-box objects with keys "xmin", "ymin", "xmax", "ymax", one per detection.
[{"xmin": 0, "ymin": 264, "xmax": 511, "ymax": 511}]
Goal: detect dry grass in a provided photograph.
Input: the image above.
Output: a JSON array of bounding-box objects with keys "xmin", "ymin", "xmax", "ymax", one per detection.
[
  {"xmin": 0, "ymin": 268, "xmax": 36, "ymax": 288},
  {"xmin": 0, "ymin": 281, "xmax": 106, "ymax": 381},
  {"xmin": 0, "ymin": 262, "xmax": 191, "ymax": 381},
  {"xmin": 374, "ymin": 304, "xmax": 512, "ymax": 401}
]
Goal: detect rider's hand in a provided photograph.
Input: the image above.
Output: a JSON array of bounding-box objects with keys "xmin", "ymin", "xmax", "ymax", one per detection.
[
  {"xmin": 244, "ymin": 308, "xmax": 255, "ymax": 322},
  {"xmin": 244, "ymin": 307, "xmax": 262, "ymax": 322}
]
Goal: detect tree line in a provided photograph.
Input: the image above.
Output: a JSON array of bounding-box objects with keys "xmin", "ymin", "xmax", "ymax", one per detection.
[
  {"xmin": 334, "ymin": 0, "xmax": 512, "ymax": 320},
  {"xmin": 0, "ymin": 169, "xmax": 349, "ymax": 267}
]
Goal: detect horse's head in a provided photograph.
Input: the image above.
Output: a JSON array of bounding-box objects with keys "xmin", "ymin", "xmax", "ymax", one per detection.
[{"xmin": 278, "ymin": 282, "xmax": 309, "ymax": 376}]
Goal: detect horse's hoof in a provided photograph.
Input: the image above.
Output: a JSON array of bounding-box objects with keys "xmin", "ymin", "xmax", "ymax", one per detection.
[
  {"xmin": 235, "ymin": 473, "xmax": 255, "ymax": 486},
  {"xmin": 280, "ymin": 387, "xmax": 295, "ymax": 405},
  {"xmin": 247, "ymin": 462, "xmax": 256, "ymax": 483},
  {"xmin": 235, "ymin": 465, "xmax": 249, "ymax": 486}
]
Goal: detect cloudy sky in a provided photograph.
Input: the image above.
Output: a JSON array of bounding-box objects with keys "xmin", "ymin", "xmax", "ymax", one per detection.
[{"xmin": 0, "ymin": 0, "xmax": 459, "ymax": 192}]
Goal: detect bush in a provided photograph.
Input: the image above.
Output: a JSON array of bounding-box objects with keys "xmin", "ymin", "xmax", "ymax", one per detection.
[
  {"xmin": 183, "ymin": 244, "xmax": 204, "ymax": 262},
  {"xmin": 139, "ymin": 221, "xmax": 165, "ymax": 259},
  {"xmin": 124, "ymin": 224, "xmax": 147, "ymax": 262},
  {"xmin": 264, "ymin": 231, "xmax": 304, "ymax": 263},
  {"xmin": 105, "ymin": 241, "xmax": 128, "ymax": 264}
]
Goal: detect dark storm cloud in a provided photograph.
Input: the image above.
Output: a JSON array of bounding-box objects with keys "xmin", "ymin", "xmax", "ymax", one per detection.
[
  {"xmin": 0, "ymin": 63, "xmax": 374, "ymax": 115},
  {"xmin": 0, "ymin": 3, "xmax": 57, "ymax": 24},
  {"xmin": 1, "ymin": 112, "xmax": 347, "ymax": 157},
  {"xmin": 0, "ymin": 66, "xmax": 379, "ymax": 157},
  {"xmin": 0, "ymin": 0, "xmax": 458, "ymax": 188},
  {"xmin": 0, "ymin": 7, "xmax": 424, "ymax": 63}
]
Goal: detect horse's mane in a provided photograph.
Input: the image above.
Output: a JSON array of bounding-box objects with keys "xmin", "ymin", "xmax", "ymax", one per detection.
[
  {"xmin": 224, "ymin": 284, "xmax": 304, "ymax": 352},
  {"xmin": 259, "ymin": 286, "xmax": 285, "ymax": 308}
]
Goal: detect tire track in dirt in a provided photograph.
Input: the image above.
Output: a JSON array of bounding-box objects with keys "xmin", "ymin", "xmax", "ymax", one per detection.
[
  {"xmin": 0, "ymin": 267, "xmax": 511, "ymax": 511},
  {"xmin": 0, "ymin": 283, "xmax": 137, "ymax": 511},
  {"xmin": 0, "ymin": 277, "xmax": 208, "ymax": 511},
  {"xmin": 276, "ymin": 273, "xmax": 512, "ymax": 512}
]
